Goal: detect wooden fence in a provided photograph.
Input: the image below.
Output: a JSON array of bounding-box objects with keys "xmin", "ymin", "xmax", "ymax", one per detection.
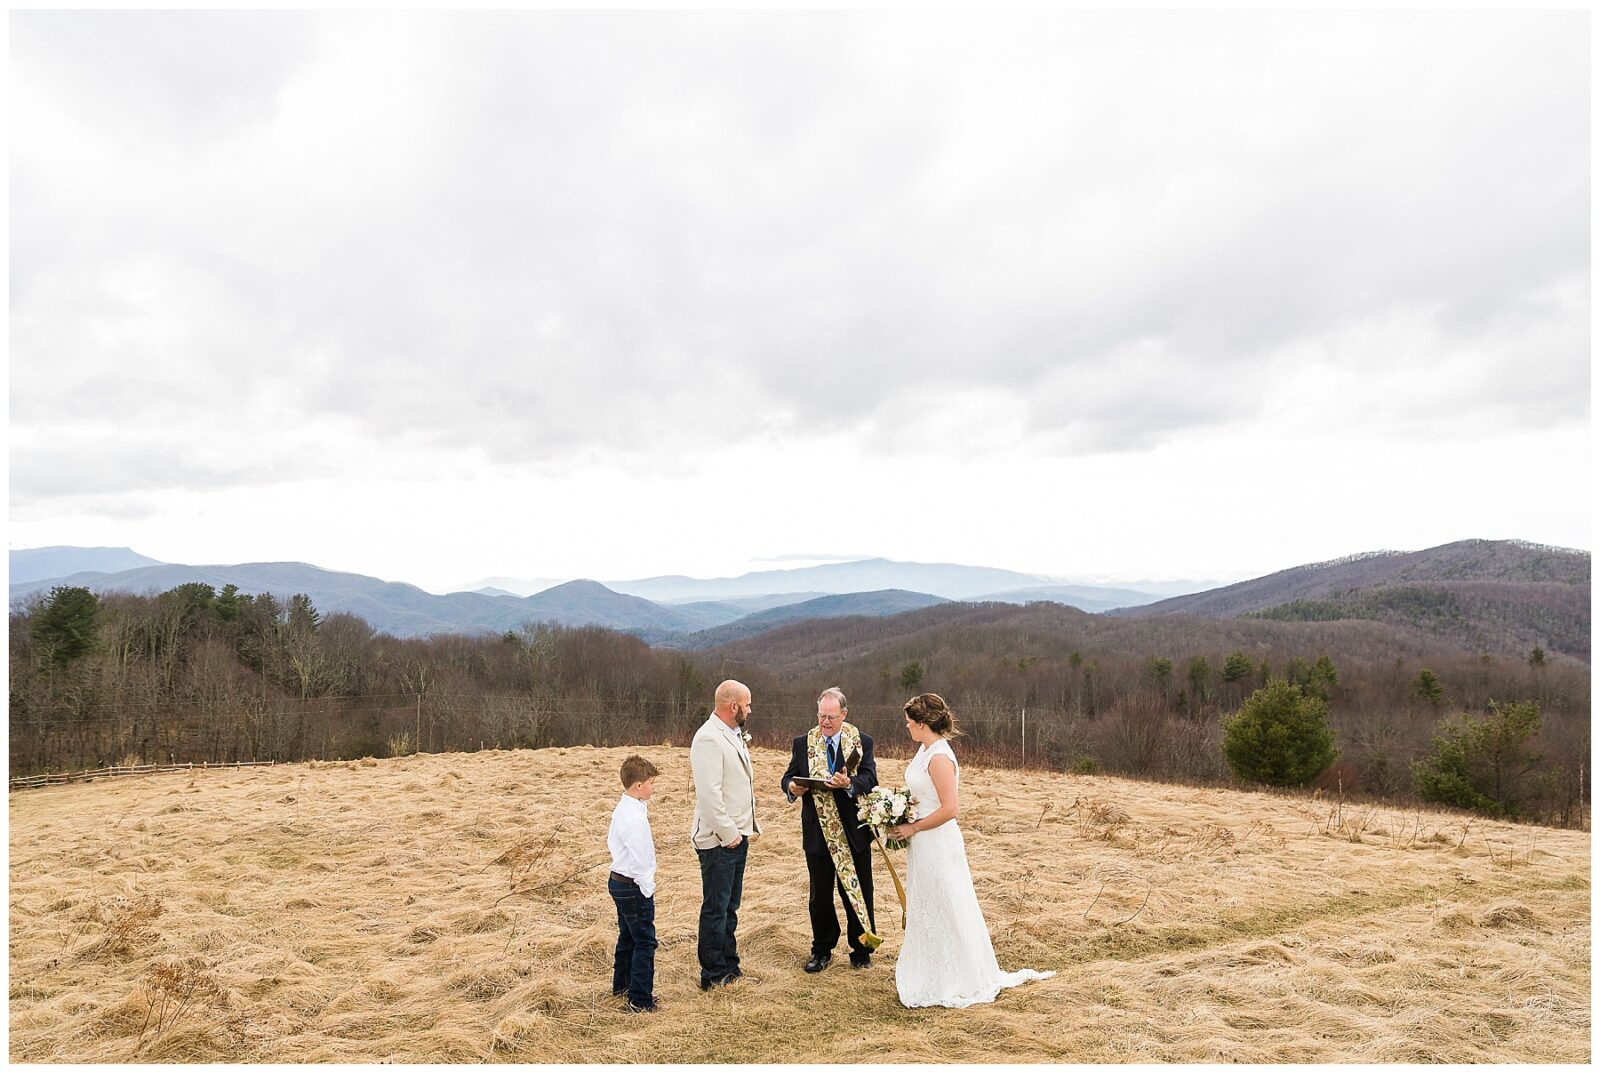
[{"xmin": 9, "ymin": 760, "xmax": 279, "ymax": 792}]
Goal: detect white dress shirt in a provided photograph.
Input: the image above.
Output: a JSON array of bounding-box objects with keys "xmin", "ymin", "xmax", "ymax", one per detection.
[{"xmin": 608, "ymin": 793, "xmax": 657, "ymax": 898}]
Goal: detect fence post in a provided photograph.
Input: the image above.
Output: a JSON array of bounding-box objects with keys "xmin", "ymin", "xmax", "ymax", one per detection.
[{"xmin": 1021, "ymin": 707, "xmax": 1026, "ymax": 769}]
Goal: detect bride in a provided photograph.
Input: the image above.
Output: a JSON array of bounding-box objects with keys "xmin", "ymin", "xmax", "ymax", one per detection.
[{"xmin": 889, "ymin": 693, "xmax": 1054, "ymax": 1008}]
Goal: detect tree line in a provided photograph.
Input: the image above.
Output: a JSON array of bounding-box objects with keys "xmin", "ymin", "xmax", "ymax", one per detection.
[{"xmin": 10, "ymin": 583, "xmax": 1588, "ymax": 828}]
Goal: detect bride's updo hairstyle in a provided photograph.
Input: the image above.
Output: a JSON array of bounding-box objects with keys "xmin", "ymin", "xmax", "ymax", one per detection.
[{"xmin": 904, "ymin": 693, "xmax": 962, "ymax": 738}]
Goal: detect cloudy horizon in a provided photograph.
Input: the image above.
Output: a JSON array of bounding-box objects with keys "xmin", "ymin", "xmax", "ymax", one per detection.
[{"xmin": 9, "ymin": 10, "xmax": 1590, "ymax": 594}]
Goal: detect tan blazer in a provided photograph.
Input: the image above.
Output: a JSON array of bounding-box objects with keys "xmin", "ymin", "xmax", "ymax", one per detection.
[{"xmin": 689, "ymin": 714, "xmax": 761, "ymax": 850}]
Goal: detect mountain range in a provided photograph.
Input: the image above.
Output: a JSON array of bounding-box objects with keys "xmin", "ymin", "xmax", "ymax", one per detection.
[
  {"xmin": 8, "ymin": 540, "xmax": 1588, "ymax": 659},
  {"xmin": 6, "ymin": 550, "xmax": 1169, "ymax": 643},
  {"xmin": 9, "ymin": 546, "xmax": 165, "ymax": 585},
  {"xmin": 605, "ymin": 559, "xmax": 1064, "ymax": 602}
]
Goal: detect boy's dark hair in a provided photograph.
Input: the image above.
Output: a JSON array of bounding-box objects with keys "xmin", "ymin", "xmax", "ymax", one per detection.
[{"xmin": 620, "ymin": 754, "xmax": 660, "ymax": 788}]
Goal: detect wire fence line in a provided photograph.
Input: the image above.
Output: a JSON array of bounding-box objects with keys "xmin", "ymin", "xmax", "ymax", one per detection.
[
  {"xmin": 9, "ymin": 761, "xmax": 278, "ymax": 792},
  {"xmin": 9, "ymin": 693, "xmax": 1068, "ymax": 782}
]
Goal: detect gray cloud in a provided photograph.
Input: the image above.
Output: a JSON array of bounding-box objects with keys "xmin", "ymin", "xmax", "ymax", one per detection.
[
  {"xmin": 10, "ymin": 11, "xmax": 1589, "ymax": 504},
  {"xmin": 10, "ymin": 428, "xmax": 326, "ymax": 500}
]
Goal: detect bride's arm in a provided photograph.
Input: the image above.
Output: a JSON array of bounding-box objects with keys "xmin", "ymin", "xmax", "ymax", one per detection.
[{"xmin": 899, "ymin": 755, "xmax": 959, "ymax": 837}]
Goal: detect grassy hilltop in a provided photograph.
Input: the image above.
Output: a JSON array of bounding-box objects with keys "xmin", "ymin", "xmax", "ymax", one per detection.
[{"xmin": 8, "ymin": 745, "xmax": 1590, "ymax": 1062}]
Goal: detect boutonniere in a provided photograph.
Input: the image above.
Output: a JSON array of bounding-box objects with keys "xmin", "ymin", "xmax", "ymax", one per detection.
[{"xmin": 740, "ymin": 730, "xmax": 752, "ymax": 744}]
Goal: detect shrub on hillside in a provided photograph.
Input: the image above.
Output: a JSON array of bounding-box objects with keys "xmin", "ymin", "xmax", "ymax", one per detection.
[
  {"xmin": 1221, "ymin": 679, "xmax": 1339, "ymax": 787},
  {"xmin": 30, "ymin": 585, "xmax": 101, "ymax": 665},
  {"xmin": 1413, "ymin": 668, "xmax": 1444, "ymax": 707},
  {"xmin": 1098, "ymin": 692, "xmax": 1167, "ymax": 776},
  {"xmin": 1411, "ymin": 700, "xmax": 1542, "ymax": 817}
]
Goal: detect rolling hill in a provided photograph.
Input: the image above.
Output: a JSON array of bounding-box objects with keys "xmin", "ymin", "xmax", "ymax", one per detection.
[
  {"xmin": 1113, "ymin": 540, "xmax": 1590, "ymax": 659},
  {"xmin": 672, "ymin": 589, "xmax": 950, "ymax": 650},
  {"xmin": 514, "ymin": 580, "xmax": 706, "ymax": 634},
  {"xmin": 698, "ymin": 593, "xmax": 1581, "ymax": 681}
]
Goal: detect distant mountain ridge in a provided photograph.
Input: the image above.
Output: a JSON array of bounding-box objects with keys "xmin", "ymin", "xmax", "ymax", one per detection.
[
  {"xmin": 970, "ymin": 584, "xmax": 1166, "ymax": 613},
  {"xmin": 483, "ymin": 561, "xmax": 1196, "ymax": 607},
  {"xmin": 1115, "ymin": 539, "xmax": 1587, "ymax": 615},
  {"xmin": 1114, "ymin": 539, "xmax": 1590, "ymax": 659},
  {"xmin": 11, "ymin": 561, "xmax": 520, "ymax": 637},
  {"xmin": 671, "ymin": 589, "xmax": 951, "ymax": 650},
  {"xmin": 463, "ymin": 575, "xmax": 568, "ymax": 597},
  {"xmin": 6, "ymin": 563, "xmax": 728, "ymax": 639},
  {"xmin": 8, "ymin": 546, "xmax": 165, "ymax": 585},
  {"xmin": 607, "ymin": 558, "xmax": 1060, "ymax": 602},
  {"xmin": 7, "ymin": 557, "xmax": 948, "ymax": 643}
]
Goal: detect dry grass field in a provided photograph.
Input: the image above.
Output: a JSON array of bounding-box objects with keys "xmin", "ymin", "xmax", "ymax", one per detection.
[{"xmin": 8, "ymin": 743, "xmax": 1591, "ymax": 1063}]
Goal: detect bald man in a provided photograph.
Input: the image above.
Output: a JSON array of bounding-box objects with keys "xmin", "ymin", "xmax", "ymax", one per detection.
[{"xmin": 689, "ymin": 679, "xmax": 761, "ymax": 989}]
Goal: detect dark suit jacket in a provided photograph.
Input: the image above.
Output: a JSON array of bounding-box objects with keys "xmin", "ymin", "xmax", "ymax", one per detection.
[{"xmin": 781, "ymin": 730, "xmax": 878, "ymax": 856}]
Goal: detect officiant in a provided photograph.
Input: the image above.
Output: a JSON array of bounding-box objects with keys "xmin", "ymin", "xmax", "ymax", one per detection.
[{"xmin": 781, "ymin": 686, "xmax": 880, "ymax": 972}]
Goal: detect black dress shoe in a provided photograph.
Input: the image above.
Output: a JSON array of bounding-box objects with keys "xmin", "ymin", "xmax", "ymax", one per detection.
[
  {"xmin": 803, "ymin": 954, "xmax": 831, "ymax": 973},
  {"xmin": 850, "ymin": 953, "xmax": 871, "ymax": 969}
]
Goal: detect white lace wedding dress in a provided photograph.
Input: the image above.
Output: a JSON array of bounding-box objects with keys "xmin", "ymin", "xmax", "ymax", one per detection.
[{"xmin": 895, "ymin": 738, "xmax": 1054, "ymax": 1008}]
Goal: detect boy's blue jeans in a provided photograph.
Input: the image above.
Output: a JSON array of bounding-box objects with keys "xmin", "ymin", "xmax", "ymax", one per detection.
[{"xmin": 608, "ymin": 874, "xmax": 657, "ymax": 1010}]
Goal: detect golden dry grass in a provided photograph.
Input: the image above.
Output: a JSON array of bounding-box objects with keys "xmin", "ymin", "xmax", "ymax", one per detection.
[{"xmin": 8, "ymin": 745, "xmax": 1590, "ymax": 1063}]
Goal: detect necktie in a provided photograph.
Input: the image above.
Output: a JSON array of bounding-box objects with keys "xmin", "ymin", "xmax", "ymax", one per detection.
[{"xmin": 828, "ymin": 739, "xmax": 838, "ymax": 773}]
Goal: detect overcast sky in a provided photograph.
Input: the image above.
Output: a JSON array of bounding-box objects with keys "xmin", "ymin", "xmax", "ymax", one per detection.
[{"xmin": 9, "ymin": 10, "xmax": 1590, "ymax": 593}]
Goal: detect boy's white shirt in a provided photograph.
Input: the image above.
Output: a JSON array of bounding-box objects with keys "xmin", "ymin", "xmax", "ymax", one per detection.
[{"xmin": 608, "ymin": 793, "xmax": 656, "ymax": 898}]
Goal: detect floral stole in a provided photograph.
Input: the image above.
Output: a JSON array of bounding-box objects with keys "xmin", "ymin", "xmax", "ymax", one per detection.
[{"xmin": 808, "ymin": 722, "xmax": 880, "ymax": 949}]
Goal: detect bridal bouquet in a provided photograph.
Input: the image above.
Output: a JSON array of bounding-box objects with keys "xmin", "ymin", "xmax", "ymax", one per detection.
[{"xmin": 857, "ymin": 786, "xmax": 917, "ymax": 851}]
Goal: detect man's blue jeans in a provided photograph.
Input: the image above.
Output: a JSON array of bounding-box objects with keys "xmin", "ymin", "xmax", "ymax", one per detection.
[
  {"xmin": 696, "ymin": 840, "xmax": 748, "ymax": 986},
  {"xmin": 608, "ymin": 875, "xmax": 657, "ymax": 1010}
]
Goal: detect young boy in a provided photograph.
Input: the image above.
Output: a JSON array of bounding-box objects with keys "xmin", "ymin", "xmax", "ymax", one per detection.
[{"xmin": 608, "ymin": 754, "xmax": 660, "ymax": 1013}]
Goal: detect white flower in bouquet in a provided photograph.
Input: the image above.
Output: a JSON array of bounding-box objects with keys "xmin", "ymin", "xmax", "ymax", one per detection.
[{"xmin": 858, "ymin": 786, "xmax": 917, "ymax": 851}]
